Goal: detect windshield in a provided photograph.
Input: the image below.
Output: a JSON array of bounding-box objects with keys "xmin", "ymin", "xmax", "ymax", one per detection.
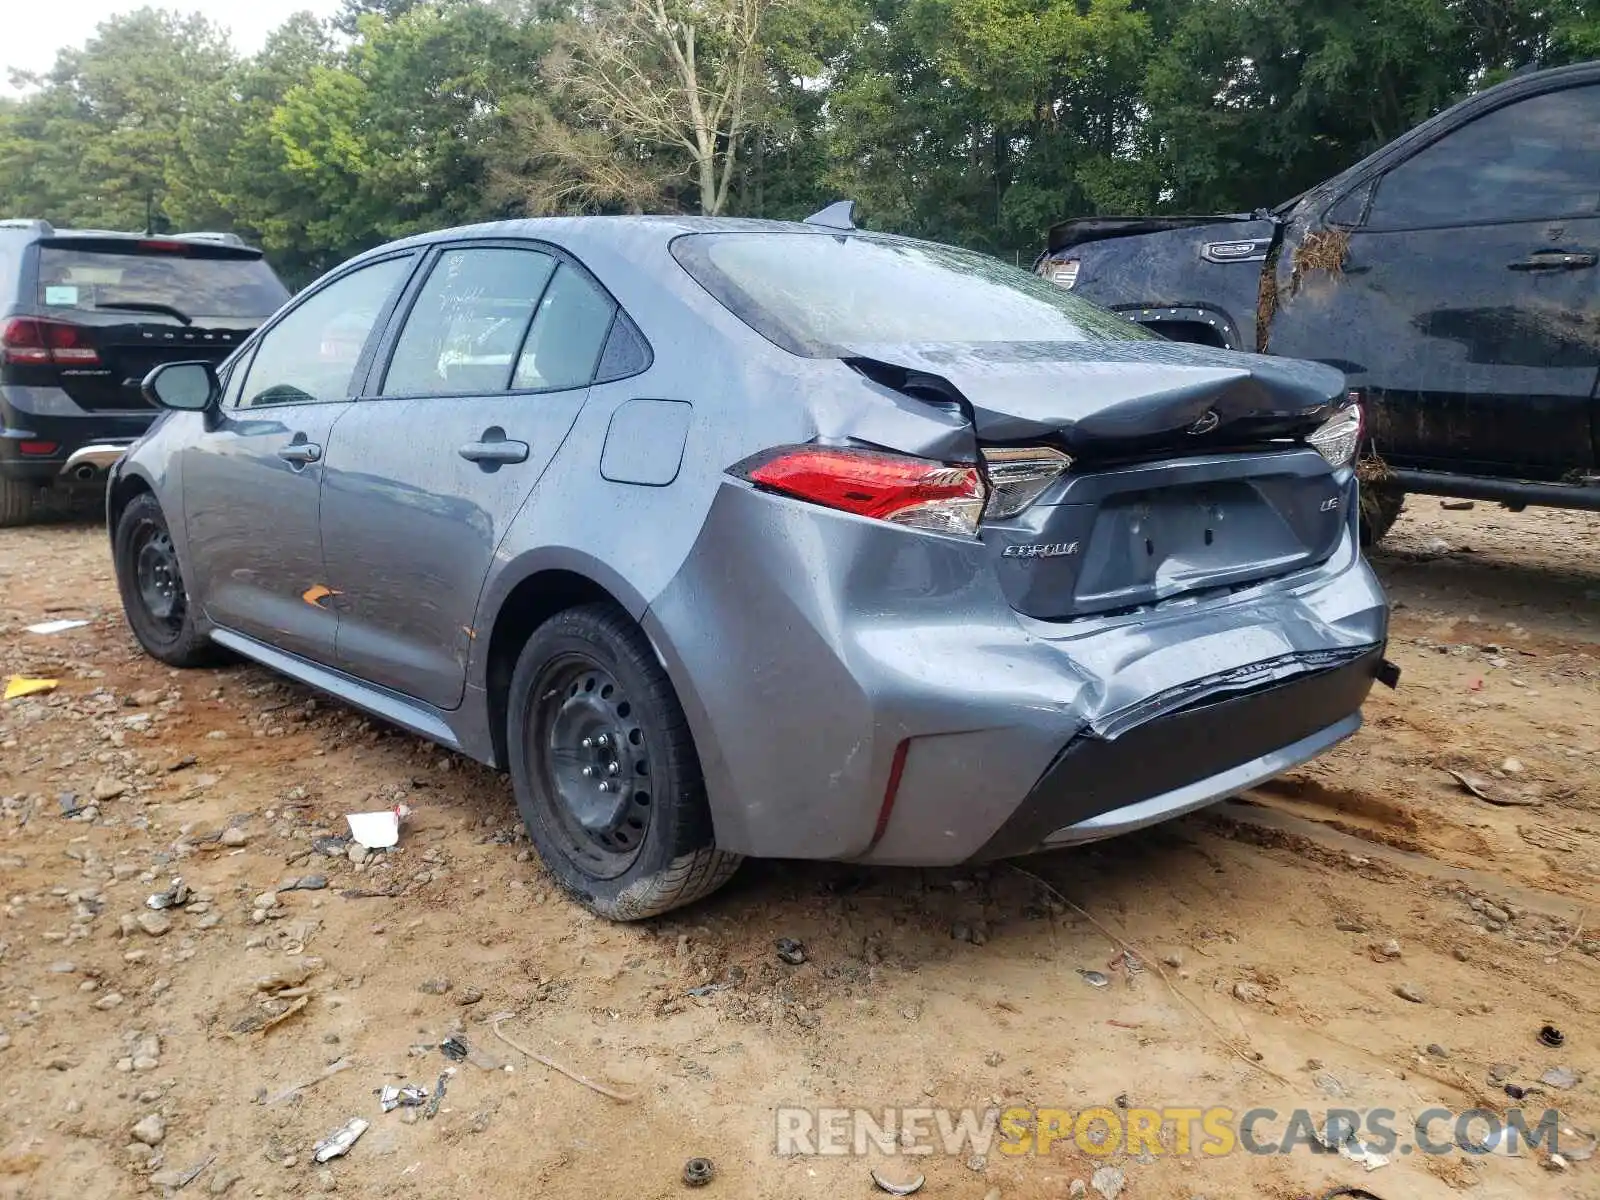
[
  {"xmin": 37, "ymin": 245, "xmax": 289, "ymax": 323},
  {"xmin": 671, "ymin": 231, "xmax": 1153, "ymax": 356}
]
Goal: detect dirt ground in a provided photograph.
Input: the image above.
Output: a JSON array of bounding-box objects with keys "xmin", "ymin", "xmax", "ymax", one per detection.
[{"xmin": 1, "ymin": 497, "xmax": 1596, "ymax": 1200}]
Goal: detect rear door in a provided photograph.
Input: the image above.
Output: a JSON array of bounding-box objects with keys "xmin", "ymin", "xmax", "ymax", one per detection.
[
  {"xmin": 180, "ymin": 253, "xmax": 417, "ymax": 662},
  {"xmin": 31, "ymin": 238, "xmax": 287, "ymax": 411},
  {"xmin": 1269, "ymin": 81, "xmax": 1600, "ymax": 479},
  {"xmin": 319, "ymin": 241, "xmax": 621, "ymax": 709}
]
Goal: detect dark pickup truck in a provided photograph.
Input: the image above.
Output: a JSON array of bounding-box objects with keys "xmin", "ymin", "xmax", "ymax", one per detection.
[{"xmin": 1035, "ymin": 61, "xmax": 1600, "ymax": 543}]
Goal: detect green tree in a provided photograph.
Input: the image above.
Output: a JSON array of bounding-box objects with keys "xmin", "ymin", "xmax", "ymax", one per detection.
[
  {"xmin": 825, "ymin": 0, "xmax": 1154, "ymax": 255},
  {"xmin": 0, "ymin": 8, "xmax": 235, "ymax": 231},
  {"xmin": 1141, "ymin": 0, "xmax": 1600, "ymax": 214},
  {"xmin": 4, "ymin": 0, "xmax": 1596, "ymax": 274},
  {"xmin": 536, "ymin": 0, "xmax": 771, "ymax": 215},
  {"xmin": 268, "ymin": 2, "xmax": 549, "ymax": 259},
  {"xmin": 734, "ymin": 0, "xmax": 867, "ymax": 218},
  {"xmin": 335, "ymin": 0, "xmax": 425, "ymax": 34},
  {"xmin": 167, "ymin": 12, "xmax": 339, "ymax": 282}
]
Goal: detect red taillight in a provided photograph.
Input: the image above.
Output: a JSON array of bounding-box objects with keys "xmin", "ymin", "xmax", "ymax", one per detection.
[
  {"xmin": 18, "ymin": 440, "xmax": 59, "ymax": 456},
  {"xmin": 0, "ymin": 318, "xmax": 101, "ymax": 367},
  {"xmin": 137, "ymin": 239, "xmax": 188, "ymax": 253},
  {"xmin": 0, "ymin": 317, "xmax": 49, "ymax": 365},
  {"xmin": 739, "ymin": 445, "xmax": 987, "ymax": 537}
]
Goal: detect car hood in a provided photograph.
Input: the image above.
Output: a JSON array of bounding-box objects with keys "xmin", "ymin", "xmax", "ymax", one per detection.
[{"xmin": 841, "ymin": 340, "xmax": 1346, "ymax": 451}]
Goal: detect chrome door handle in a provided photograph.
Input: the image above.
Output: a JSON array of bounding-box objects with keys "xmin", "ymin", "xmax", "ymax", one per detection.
[
  {"xmin": 277, "ymin": 442, "xmax": 322, "ymax": 464},
  {"xmin": 459, "ymin": 439, "xmax": 529, "ymax": 465},
  {"xmin": 1508, "ymin": 250, "xmax": 1597, "ymax": 271}
]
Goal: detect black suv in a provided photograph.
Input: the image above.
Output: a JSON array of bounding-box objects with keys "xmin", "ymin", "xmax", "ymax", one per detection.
[
  {"xmin": 0, "ymin": 219, "xmax": 289, "ymax": 525},
  {"xmin": 1034, "ymin": 61, "xmax": 1600, "ymax": 542}
]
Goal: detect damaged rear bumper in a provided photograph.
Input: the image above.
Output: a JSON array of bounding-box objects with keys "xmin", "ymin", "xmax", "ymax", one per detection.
[
  {"xmin": 975, "ymin": 648, "xmax": 1380, "ymax": 859},
  {"xmin": 644, "ymin": 471, "xmax": 1388, "ymax": 866}
]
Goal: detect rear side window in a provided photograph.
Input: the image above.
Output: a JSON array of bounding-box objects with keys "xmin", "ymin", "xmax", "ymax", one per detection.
[
  {"xmin": 1367, "ymin": 85, "xmax": 1600, "ymax": 229},
  {"xmin": 513, "ymin": 264, "xmax": 617, "ymax": 391},
  {"xmin": 672, "ymin": 232, "xmax": 1154, "ymax": 357},
  {"xmin": 382, "ymin": 247, "xmax": 558, "ymax": 397},
  {"xmin": 36, "ymin": 245, "xmax": 288, "ymax": 321},
  {"xmin": 596, "ymin": 312, "xmax": 651, "ymax": 381}
]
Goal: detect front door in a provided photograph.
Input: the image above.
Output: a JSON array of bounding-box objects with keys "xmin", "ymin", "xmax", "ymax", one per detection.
[
  {"xmin": 1272, "ymin": 81, "xmax": 1600, "ymax": 479},
  {"xmin": 320, "ymin": 243, "xmax": 618, "ymax": 708},
  {"xmin": 179, "ymin": 254, "xmax": 417, "ymax": 661}
]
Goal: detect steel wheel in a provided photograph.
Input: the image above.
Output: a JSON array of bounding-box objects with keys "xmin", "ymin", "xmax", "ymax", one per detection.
[
  {"xmin": 132, "ymin": 523, "xmax": 186, "ymax": 638},
  {"xmin": 530, "ymin": 652, "xmax": 654, "ymax": 880},
  {"xmin": 114, "ymin": 492, "xmax": 221, "ymax": 669},
  {"xmin": 508, "ymin": 602, "xmax": 741, "ymax": 919}
]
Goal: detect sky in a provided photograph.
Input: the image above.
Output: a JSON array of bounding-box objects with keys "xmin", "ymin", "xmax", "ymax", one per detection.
[{"xmin": 4, "ymin": 0, "xmax": 346, "ymax": 94}]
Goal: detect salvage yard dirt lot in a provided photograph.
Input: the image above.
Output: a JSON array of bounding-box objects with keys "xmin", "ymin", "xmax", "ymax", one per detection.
[{"xmin": 2, "ymin": 502, "xmax": 1597, "ymax": 1200}]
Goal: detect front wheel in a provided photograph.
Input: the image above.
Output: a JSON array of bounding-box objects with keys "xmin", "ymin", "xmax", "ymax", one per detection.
[
  {"xmin": 507, "ymin": 603, "xmax": 741, "ymax": 920},
  {"xmin": 113, "ymin": 492, "xmax": 220, "ymax": 667}
]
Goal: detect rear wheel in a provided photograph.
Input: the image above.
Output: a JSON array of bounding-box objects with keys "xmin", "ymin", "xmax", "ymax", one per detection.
[
  {"xmin": 508, "ymin": 602, "xmax": 741, "ymax": 920},
  {"xmin": 1359, "ymin": 487, "xmax": 1406, "ymax": 547},
  {"xmin": 0, "ymin": 477, "xmax": 38, "ymax": 527},
  {"xmin": 113, "ymin": 492, "xmax": 219, "ymax": 667}
]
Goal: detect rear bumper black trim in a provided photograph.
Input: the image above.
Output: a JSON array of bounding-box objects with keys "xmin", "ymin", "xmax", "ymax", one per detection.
[{"xmin": 975, "ymin": 646, "xmax": 1384, "ymax": 860}]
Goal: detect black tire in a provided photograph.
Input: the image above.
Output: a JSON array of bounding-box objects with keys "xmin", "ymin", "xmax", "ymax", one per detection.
[
  {"xmin": 0, "ymin": 477, "xmax": 38, "ymax": 527},
  {"xmin": 113, "ymin": 492, "xmax": 220, "ymax": 668},
  {"xmin": 508, "ymin": 602, "xmax": 741, "ymax": 920},
  {"xmin": 1359, "ymin": 486, "xmax": 1405, "ymax": 547}
]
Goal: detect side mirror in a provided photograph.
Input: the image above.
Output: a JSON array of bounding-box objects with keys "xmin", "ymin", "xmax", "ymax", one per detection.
[{"xmin": 142, "ymin": 361, "xmax": 220, "ymax": 412}]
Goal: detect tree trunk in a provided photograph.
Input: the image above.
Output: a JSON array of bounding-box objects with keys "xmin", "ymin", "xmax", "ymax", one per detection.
[
  {"xmin": 697, "ymin": 152, "xmax": 717, "ymax": 215},
  {"xmin": 753, "ymin": 132, "xmax": 764, "ymax": 217}
]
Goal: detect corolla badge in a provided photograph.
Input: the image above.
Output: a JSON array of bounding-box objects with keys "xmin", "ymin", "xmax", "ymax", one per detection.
[
  {"xmin": 1187, "ymin": 409, "xmax": 1221, "ymax": 435},
  {"xmin": 1002, "ymin": 541, "xmax": 1080, "ymax": 559}
]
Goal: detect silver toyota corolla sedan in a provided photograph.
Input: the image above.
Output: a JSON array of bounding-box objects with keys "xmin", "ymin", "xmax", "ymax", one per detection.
[{"xmin": 110, "ymin": 209, "xmax": 1392, "ymax": 919}]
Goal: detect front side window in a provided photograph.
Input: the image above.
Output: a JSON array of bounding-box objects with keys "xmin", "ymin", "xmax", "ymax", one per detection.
[
  {"xmin": 382, "ymin": 247, "xmax": 558, "ymax": 397},
  {"xmin": 236, "ymin": 256, "xmax": 413, "ymax": 408},
  {"xmin": 219, "ymin": 351, "xmax": 250, "ymax": 408},
  {"xmin": 1367, "ymin": 85, "xmax": 1600, "ymax": 229},
  {"xmin": 672, "ymin": 232, "xmax": 1155, "ymax": 357}
]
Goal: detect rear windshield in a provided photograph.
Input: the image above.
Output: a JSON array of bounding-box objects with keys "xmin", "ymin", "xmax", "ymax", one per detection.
[
  {"xmin": 37, "ymin": 245, "xmax": 289, "ymax": 322},
  {"xmin": 671, "ymin": 231, "xmax": 1153, "ymax": 356}
]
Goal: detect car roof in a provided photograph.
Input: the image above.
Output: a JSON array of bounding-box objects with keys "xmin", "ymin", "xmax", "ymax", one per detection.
[
  {"xmin": 396, "ymin": 214, "xmax": 850, "ymax": 242},
  {"xmin": 0, "ymin": 220, "xmax": 261, "ymax": 251},
  {"xmin": 343, "ymin": 214, "xmax": 899, "ymax": 265}
]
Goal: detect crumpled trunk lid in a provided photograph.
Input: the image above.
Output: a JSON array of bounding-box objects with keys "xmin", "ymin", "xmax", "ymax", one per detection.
[
  {"xmin": 844, "ymin": 339, "xmax": 1345, "ymax": 455},
  {"xmin": 841, "ymin": 340, "xmax": 1351, "ymax": 621}
]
